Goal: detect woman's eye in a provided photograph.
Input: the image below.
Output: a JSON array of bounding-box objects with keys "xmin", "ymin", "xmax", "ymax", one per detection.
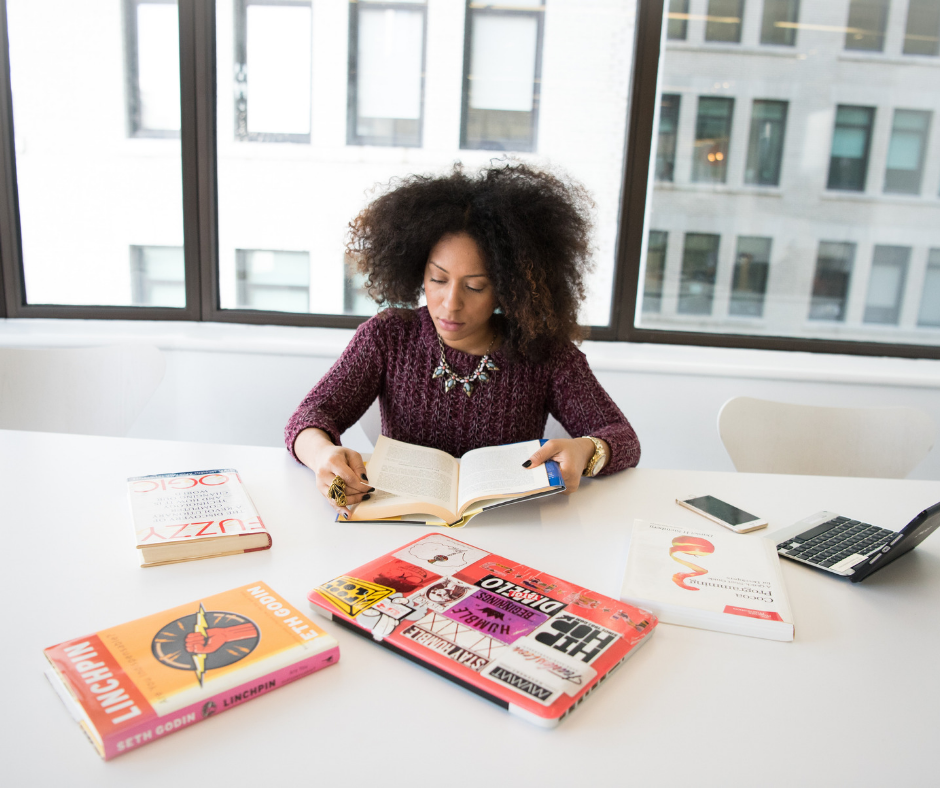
[
  {"xmin": 467, "ymin": 285, "xmax": 484, "ymax": 293},
  {"xmin": 430, "ymin": 278, "xmax": 445, "ymax": 284}
]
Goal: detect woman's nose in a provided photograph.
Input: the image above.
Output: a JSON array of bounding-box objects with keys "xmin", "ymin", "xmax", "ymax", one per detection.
[{"xmin": 442, "ymin": 282, "xmax": 462, "ymax": 311}]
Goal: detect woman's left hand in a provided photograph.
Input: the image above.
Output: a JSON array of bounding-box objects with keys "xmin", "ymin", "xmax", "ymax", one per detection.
[{"xmin": 523, "ymin": 437, "xmax": 598, "ymax": 495}]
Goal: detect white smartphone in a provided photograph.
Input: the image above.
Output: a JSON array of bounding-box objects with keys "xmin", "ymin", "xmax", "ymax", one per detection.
[{"xmin": 676, "ymin": 494, "xmax": 768, "ymax": 533}]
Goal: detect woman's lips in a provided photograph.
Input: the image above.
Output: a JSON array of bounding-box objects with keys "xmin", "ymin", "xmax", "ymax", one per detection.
[{"xmin": 437, "ymin": 318, "xmax": 463, "ymax": 332}]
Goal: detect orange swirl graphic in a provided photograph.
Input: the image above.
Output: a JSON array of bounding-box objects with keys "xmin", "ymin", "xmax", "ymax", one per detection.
[{"xmin": 669, "ymin": 536, "xmax": 715, "ymax": 590}]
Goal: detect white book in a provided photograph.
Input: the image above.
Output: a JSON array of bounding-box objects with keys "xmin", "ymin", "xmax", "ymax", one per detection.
[{"xmin": 620, "ymin": 518, "xmax": 794, "ymax": 641}]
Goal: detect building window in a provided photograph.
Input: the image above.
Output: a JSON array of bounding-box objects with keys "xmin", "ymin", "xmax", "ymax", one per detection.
[
  {"xmin": 692, "ymin": 97, "xmax": 734, "ymax": 184},
  {"xmin": 678, "ymin": 233, "xmax": 720, "ymax": 315},
  {"xmin": 884, "ymin": 109, "xmax": 931, "ymax": 195},
  {"xmin": 864, "ymin": 245, "xmax": 910, "ymax": 325},
  {"xmin": 461, "ymin": 0, "xmax": 543, "ymax": 152},
  {"xmin": 234, "ymin": 0, "xmax": 312, "ymax": 143},
  {"xmin": 656, "ymin": 94, "xmax": 681, "ymax": 182},
  {"xmin": 844, "ymin": 0, "xmax": 889, "ymax": 52},
  {"xmin": 130, "ymin": 246, "xmax": 185, "ymax": 307},
  {"xmin": 643, "ymin": 231, "xmax": 668, "ymax": 313},
  {"xmin": 348, "ymin": 0, "xmax": 426, "ymax": 147},
  {"xmin": 904, "ymin": 0, "xmax": 940, "ymax": 56},
  {"xmin": 760, "ymin": 0, "xmax": 799, "ymax": 46},
  {"xmin": 730, "ymin": 237, "xmax": 771, "ymax": 317},
  {"xmin": 827, "ymin": 105, "xmax": 875, "ymax": 192},
  {"xmin": 343, "ymin": 254, "xmax": 379, "ymax": 316},
  {"xmin": 124, "ymin": 0, "xmax": 180, "ymax": 138},
  {"xmin": 667, "ymin": 0, "xmax": 689, "ymax": 40},
  {"xmin": 809, "ymin": 242, "xmax": 855, "ymax": 321},
  {"xmin": 705, "ymin": 0, "xmax": 744, "ymax": 44},
  {"xmin": 919, "ymin": 249, "xmax": 940, "ymax": 327},
  {"xmin": 235, "ymin": 250, "xmax": 310, "ymax": 312},
  {"xmin": 744, "ymin": 100, "xmax": 787, "ymax": 186}
]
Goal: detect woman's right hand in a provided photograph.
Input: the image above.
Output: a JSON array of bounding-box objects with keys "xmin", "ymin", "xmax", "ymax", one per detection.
[{"xmin": 294, "ymin": 428, "xmax": 374, "ymax": 519}]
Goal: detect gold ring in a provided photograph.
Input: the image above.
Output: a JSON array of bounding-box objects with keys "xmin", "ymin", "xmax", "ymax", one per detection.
[{"xmin": 327, "ymin": 476, "xmax": 347, "ymax": 507}]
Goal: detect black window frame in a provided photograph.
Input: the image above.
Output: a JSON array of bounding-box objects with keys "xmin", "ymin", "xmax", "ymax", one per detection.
[
  {"xmin": 1, "ymin": 0, "xmax": 938, "ymax": 360},
  {"xmin": 347, "ymin": 0, "xmax": 427, "ymax": 148}
]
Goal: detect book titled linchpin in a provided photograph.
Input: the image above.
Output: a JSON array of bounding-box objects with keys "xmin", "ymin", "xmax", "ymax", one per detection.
[{"xmin": 43, "ymin": 582, "xmax": 339, "ymax": 760}]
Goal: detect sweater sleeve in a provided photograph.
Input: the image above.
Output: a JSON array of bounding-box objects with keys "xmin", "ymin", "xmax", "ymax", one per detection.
[
  {"xmin": 545, "ymin": 343, "xmax": 640, "ymax": 475},
  {"xmin": 284, "ymin": 316, "xmax": 387, "ymax": 460}
]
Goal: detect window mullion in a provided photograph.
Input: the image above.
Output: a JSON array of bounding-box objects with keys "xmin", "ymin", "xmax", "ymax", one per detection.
[
  {"xmin": 179, "ymin": 0, "xmax": 218, "ymax": 322},
  {"xmin": 0, "ymin": 0, "xmax": 23, "ymax": 318}
]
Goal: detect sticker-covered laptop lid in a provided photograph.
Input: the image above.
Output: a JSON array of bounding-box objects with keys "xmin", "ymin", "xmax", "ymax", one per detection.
[{"xmin": 307, "ymin": 533, "xmax": 657, "ymax": 727}]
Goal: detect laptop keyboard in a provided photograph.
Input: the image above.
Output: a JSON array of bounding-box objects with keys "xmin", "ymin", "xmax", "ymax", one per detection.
[{"xmin": 777, "ymin": 516, "xmax": 895, "ymax": 571}]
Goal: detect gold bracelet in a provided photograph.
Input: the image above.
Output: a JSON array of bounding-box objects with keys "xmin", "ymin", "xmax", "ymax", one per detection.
[{"xmin": 581, "ymin": 436, "xmax": 607, "ymax": 477}]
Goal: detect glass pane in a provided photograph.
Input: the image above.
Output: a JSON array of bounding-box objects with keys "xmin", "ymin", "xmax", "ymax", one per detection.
[
  {"xmin": 131, "ymin": 246, "xmax": 185, "ymax": 307},
  {"xmin": 215, "ymin": 0, "xmax": 636, "ymax": 325},
  {"xmin": 705, "ymin": 0, "xmax": 743, "ymax": 43},
  {"xmin": 639, "ymin": 6, "xmax": 940, "ymax": 348},
  {"xmin": 8, "ymin": 0, "xmax": 185, "ymax": 307},
  {"xmin": 904, "ymin": 0, "xmax": 940, "ymax": 56},
  {"xmin": 668, "ymin": 0, "xmax": 689, "ymax": 41},
  {"xmin": 845, "ymin": 0, "xmax": 889, "ymax": 52},
  {"xmin": 352, "ymin": 5, "xmax": 425, "ymax": 147},
  {"xmin": 761, "ymin": 0, "xmax": 799, "ymax": 46}
]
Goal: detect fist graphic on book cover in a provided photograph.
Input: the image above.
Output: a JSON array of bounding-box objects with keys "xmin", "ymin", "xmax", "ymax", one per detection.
[{"xmin": 185, "ymin": 623, "xmax": 259, "ymax": 654}]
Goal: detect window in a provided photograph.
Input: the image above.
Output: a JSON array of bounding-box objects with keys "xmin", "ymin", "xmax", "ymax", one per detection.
[
  {"xmin": 348, "ymin": 0, "xmax": 426, "ymax": 147},
  {"xmin": 827, "ymin": 105, "xmax": 875, "ymax": 192},
  {"xmin": 884, "ymin": 109, "xmax": 931, "ymax": 195},
  {"xmin": 904, "ymin": 0, "xmax": 940, "ymax": 56},
  {"xmin": 745, "ymin": 100, "xmax": 787, "ymax": 186},
  {"xmin": 692, "ymin": 97, "xmax": 734, "ymax": 184},
  {"xmin": 667, "ymin": 0, "xmax": 689, "ymax": 40},
  {"xmin": 705, "ymin": 0, "xmax": 744, "ymax": 44},
  {"xmin": 131, "ymin": 246, "xmax": 185, "ymax": 307},
  {"xmin": 730, "ymin": 237, "xmax": 771, "ymax": 317},
  {"xmin": 845, "ymin": 0, "xmax": 889, "ymax": 52},
  {"xmin": 125, "ymin": 0, "xmax": 181, "ymax": 137},
  {"xmin": 864, "ymin": 245, "xmax": 910, "ymax": 325},
  {"xmin": 678, "ymin": 233, "xmax": 720, "ymax": 315},
  {"xmin": 655, "ymin": 94, "xmax": 680, "ymax": 182},
  {"xmin": 760, "ymin": 0, "xmax": 799, "ymax": 46},
  {"xmin": 234, "ymin": 1, "xmax": 312, "ymax": 142},
  {"xmin": 643, "ymin": 231, "xmax": 668, "ymax": 313},
  {"xmin": 809, "ymin": 242, "xmax": 855, "ymax": 321},
  {"xmin": 919, "ymin": 250, "xmax": 940, "ymax": 327},
  {"xmin": 235, "ymin": 250, "xmax": 310, "ymax": 312},
  {"xmin": 461, "ymin": 1, "xmax": 543, "ymax": 152}
]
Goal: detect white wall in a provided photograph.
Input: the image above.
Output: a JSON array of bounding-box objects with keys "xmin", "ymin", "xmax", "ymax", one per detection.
[{"xmin": 3, "ymin": 318, "xmax": 939, "ymax": 480}]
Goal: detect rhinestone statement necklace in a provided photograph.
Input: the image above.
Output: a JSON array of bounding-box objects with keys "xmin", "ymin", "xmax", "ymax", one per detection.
[{"xmin": 432, "ymin": 333, "xmax": 498, "ymax": 397}]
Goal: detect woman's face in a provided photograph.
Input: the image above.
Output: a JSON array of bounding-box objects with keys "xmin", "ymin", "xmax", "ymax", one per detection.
[{"xmin": 424, "ymin": 232, "xmax": 498, "ymax": 353}]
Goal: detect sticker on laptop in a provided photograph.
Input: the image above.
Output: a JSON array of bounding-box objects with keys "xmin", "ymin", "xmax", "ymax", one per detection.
[
  {"xmin": 529, "ymin": 613, "xmax": 620, "ymax": 665},
  {"xmin": 316, "ymin": 576, "xmax": 395, "ymax": 618},
  {"xmin": 482, "ymin": 640, "xmax": 599, "ymax": 706},
  {"xmin": 393, "ymin": 534, "xmax": 488, "ymax": 576},
  {"xmin": 403, "ymin": 611, "xmax": 508, "ymax": 666},
  {"xmin": 406, "ymin": 577, "xmax": 475, "ymax": 613},
  {"xmin": 443, "ymin": 589, "xmax": 550, "ymax": 644}
]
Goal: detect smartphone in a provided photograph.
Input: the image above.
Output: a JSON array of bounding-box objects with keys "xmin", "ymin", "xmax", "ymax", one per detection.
[{"xmin": 676, "ymin": 494, "xmax": 768, "ymax": 533}]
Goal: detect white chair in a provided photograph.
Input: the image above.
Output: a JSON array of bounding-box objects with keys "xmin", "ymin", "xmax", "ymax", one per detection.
[
  {"xmin": 717, "ymin": 396, "xmax": 936, "ymax": 478},
  {"xmin": 0, "ymin": 344, "xmax": 165, "ymax": 437}
]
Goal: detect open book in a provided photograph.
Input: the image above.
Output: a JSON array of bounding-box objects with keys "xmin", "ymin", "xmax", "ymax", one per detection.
[{"xmin": 348, "ymin": 436, "xmax": 565, "ymax": 526}]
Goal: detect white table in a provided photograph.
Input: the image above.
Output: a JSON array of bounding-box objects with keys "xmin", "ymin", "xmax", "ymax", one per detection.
[{"xmin": 2, "ymin": 429, "xmax": 939, "ymax": 787}]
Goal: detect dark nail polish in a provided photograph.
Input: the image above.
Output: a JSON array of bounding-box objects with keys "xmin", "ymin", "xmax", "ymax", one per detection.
[
  {"xmin": 363, "ymin": 494, "xmax": 371, "ymax": 501},
  {"xmin": 341, "ymin": 512, "xmax": 349, "ymax": 520},
  {"xmin": 361, "ymin": 474, "xmax": 369, "ymax": 482},
  {"xmin": 522, "ymin": 460, "xmax": 532, "ymax": 468},
  {"xmin": 368, "ymin": 487, "xmax": 376, "ymax": 492}
]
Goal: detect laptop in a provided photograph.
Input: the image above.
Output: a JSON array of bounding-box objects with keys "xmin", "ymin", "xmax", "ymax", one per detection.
[
  {"xmin": 307, "ymin": 533, "xmax": 657, "ymax": 727},
  {"xmin": 773, "ymin": 501, "xmax": 940, "ymax": 582}
]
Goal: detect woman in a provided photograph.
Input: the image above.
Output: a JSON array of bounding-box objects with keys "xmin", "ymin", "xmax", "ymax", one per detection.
[{"xmin": 285, "ymin": 162, "xmax": 640, "ymax": 518}]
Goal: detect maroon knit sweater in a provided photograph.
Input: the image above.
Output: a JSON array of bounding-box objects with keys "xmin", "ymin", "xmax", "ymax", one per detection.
[{"xmin": 285, "ymin": 307, "xmax": 640, "ymax": 475}]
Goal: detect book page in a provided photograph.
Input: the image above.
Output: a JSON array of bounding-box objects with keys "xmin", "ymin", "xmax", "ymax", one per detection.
[
  {"xmin": 367, "ymin": 436, "xmax": 459, "ymax": 515},
  {"xmin": 456, "ymin": 439, "xmax": 548, "ymax": 513}
]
